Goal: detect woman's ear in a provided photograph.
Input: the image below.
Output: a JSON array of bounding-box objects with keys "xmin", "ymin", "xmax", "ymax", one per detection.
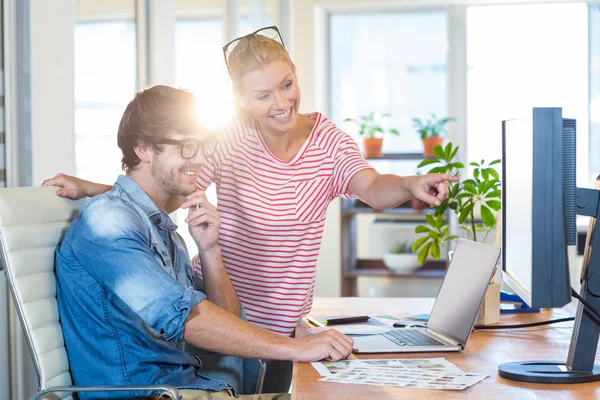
[{"xmin": 134, "ymin": 143, "xmax": 152, "ymax": 164}]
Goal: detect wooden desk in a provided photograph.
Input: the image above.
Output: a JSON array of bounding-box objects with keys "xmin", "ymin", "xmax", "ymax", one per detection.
[{"xmin": 292, "ymin": 297, "xmax": 600, "ymax": 399}]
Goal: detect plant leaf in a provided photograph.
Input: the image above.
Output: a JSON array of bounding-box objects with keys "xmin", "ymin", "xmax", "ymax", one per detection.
[
  {"xmin": 464, "ymin": 183, "xmax": 477, "ymax": 194},
  {"xmin": 412, "ymin": 236, "xmax": 429, "ymax": 251},
  {"xmin": 489, "ymin": 159, "xmax": 501, "ymax": 165},
  {"xmin": 389, "ymin": 128, "xmax": 400, "ymax": 136},
  {"xmin": 486, "ymin": 200, "xmax": 502, "ymax": 211},
  {"xmin": 458, "ymin": 203, "xmax": 474, "ymax": 224},
  {"xmin": 418, "ymin": 241, "xmax": 433, "ymax": 264},
  {"xmin": 415, "ymin": 225, "xmax": 432, "ymax": 233},
  {"xmin": 417, "ymin": 159, "xmax": 441, "ymax": 168},
  {"xmin": 486, "ymin": 189, "xmax": 501, "ymax": 198},
  {"xmin": 444, "ymin": 143, "xmax": 452, "ymax": 160},
  {"xmin": 426, "ymin": 213, "xmax": 436, "ymax": 227},
  {"xmin": 481, "ymin": 205, "xmax": 496, "ymax": 227},
  {"xmin": 435, "ymin": 215, "xmax": 444, "ymax": 229},
  {"xmin": 453, "ymin": 162, "xmax": 465, "ymax": 169},
  {"xmin": 469, "ymin": 162, "xmax": 479, "ymax": 167},
  {"xmin": 481, "ymin": 169, "xmax": 490, "ymax": 181},
  {"xmin": 433, "ymin": 145, "xmax": 446, "ymax": 159},
  {"xmin": 489, "ymin": 168, "xmax": 500, "ymax": 180},
  {"xmin": 431, "ymin": 241, "xmax": 440, "ymax": 259},
  {"xmin": 428, "ymin": 166, "xmax": 446, "ymax": 174},
  {"xmin": 449, "ymin": 146, "xmax": 459, "ymax": 162}
]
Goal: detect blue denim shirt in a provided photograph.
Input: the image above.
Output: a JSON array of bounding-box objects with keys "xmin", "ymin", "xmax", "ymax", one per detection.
[{"xmin": 56, "ymin": 175, "xmax": 232, "ymax": 399}]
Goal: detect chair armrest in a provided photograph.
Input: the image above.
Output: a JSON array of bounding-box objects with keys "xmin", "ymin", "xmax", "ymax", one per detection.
[
  {"xmin": 28, "ymin": 384, "xmax": 182, "ymax": 400},
  {"xmin": 255, "ymin": 359, "xmax": 267, "ymax": 394}
]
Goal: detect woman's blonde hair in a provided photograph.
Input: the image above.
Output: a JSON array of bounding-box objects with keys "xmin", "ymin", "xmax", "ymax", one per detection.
[{"xmin": 226, "ymin": 34, "xmax": 297, "ymax": 121}]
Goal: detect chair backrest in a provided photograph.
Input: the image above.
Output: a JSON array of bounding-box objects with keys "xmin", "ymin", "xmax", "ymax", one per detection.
[{"xmin": 0, "ymin": 187, "xmax": 85, "ymax": 399}]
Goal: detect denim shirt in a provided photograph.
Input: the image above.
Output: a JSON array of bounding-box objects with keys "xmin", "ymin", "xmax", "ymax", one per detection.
[{"xmin": 55, "ymin": 175, "xmax": 232, "ymax": 399}]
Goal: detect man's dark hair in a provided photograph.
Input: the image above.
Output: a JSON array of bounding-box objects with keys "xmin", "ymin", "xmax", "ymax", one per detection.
[{"xmin": 117, "ymin": 85, "xmax": 200, "ymax": 171}]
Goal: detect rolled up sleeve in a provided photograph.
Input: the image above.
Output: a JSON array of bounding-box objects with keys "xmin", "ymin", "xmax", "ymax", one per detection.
[{"xmin": 70, "ymin": 197, "xmax": 206, "ymax": 342}]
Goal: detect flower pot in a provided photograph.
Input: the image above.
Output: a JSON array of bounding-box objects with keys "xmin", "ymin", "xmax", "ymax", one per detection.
[
  {"xmin": 382, "ymin": 253, "xmax": 420, "ymax": 274},
  {"xmin": 411, "ymin": 197, "xmax": 429, "ymax": 211},
  {"xmin": 422, "ymin": 137, "xmax": 444, "ymax": 157},
  {"xmin": 475, "ymin": 282, "xmax": 501, "ymax": 325},
  {"xmin": 363, "ymin": 137, "xmax": 383, "ymax": 158}
]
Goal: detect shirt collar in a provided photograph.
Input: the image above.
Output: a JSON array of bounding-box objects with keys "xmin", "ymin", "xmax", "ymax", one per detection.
[{"xmin": 113, "ymin": 175, "xmax": 178, "ymax": 232}]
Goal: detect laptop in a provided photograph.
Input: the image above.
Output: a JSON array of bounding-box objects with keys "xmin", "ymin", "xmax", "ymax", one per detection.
[{"xmin": 352, "ymin": 238, "xmax": 501, "ymax": 353}]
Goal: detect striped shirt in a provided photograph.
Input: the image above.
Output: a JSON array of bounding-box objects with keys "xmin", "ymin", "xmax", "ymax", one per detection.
[{"xmin": 193, "ymin": 112, "xmax": 372, "ymax": 335}]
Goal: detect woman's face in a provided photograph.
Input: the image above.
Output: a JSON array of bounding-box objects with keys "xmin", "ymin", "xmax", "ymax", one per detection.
[{"xmin": 238, "ymin": 60, "xmax": 301, "ymax": 135}]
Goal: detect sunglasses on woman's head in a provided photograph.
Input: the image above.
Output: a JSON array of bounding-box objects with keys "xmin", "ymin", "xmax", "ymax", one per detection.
[{"xmin": 222, "ymin": 26, "xmax": 285, "ymax": 73}]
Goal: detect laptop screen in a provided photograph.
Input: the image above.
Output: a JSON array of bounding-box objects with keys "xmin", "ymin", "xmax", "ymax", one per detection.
[{"xmin": 426, "ymin": 239, "xmax": 501, "ymax": 347}]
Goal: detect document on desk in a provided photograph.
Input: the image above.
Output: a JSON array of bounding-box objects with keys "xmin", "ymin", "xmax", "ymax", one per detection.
[
  {"xmin": 311, "ymin": 358, "xmax": 463, "ymax": 377},
  {"xmin": 313, "ymin": 358, "xmax": 487, "ymax": 390},
  {"xmin": 319, "ymin": 364, "xmax": 488, "ymax": 390}
]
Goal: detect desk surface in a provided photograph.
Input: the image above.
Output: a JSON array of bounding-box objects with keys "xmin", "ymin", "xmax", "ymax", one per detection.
[{"xmin": 291, "ymin": 297, "xmax": 600, "ymax": 399}]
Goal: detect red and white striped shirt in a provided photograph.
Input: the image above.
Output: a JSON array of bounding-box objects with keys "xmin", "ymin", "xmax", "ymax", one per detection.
[{"xmin": 194, "ymin": 112, "xmax": 372, "ymax": 335}]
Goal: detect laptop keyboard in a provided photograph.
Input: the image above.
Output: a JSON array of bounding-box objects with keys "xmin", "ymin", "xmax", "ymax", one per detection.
[{"xmin": 382, "ymin": 329, "xmax": 445, "ymax": 347}]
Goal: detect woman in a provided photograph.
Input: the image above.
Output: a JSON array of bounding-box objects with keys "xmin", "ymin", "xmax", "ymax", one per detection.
[{"xmin": 44, "ymin": 26, "xmax": 457, "ymax": 391}]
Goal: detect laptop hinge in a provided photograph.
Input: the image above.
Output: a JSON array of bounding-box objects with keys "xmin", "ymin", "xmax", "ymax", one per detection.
[{"xmin": 426, "ymin": 328, "xmax": 463, "ymax": 349}]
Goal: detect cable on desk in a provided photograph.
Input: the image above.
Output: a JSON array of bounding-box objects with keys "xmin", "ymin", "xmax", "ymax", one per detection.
[
  {"xmin": 571, "ymin": 287, "xmax": 600, "ymax": 321},
  {"xmin": 473, "ymin": 317, "xmax": 574, "ymax": 330},
  {"xmin": 474, "ymin": 288, "xmax": 600, "ymax": 330}
]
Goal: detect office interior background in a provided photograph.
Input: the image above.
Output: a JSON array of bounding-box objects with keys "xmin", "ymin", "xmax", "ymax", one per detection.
[{"xmin": 0, "ymin": 0, "xmax": 599, "ymax": 398}]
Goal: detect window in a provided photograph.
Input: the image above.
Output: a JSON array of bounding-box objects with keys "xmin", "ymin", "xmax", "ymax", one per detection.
[
  {"xmin": 329, "ymin": 11, "xmax": 448, "ymax": 158},
  {"xmin": 74, "ymin": 4, "xmax": 137, "ymax": 184},
  {"xmin": 467, "ymin": 3, "xmax": 588, "ymax": 186}
]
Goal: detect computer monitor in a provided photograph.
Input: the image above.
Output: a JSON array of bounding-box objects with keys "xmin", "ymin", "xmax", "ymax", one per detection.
[
  {"xmin": 501, "ymin": 107, "xmax": 574, "ymax": 309},
  {"xmin": 499, "ymin": 107, "xmax": 600, "ymax": 383}
]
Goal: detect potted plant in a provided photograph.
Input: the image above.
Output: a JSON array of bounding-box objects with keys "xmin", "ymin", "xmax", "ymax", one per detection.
[
  {"xmin": 345, "ymin": 112, "xmax": 399, "ymax": 158},
  {"xmin": 383, "ymin": 240, "xmax": 420, "ymax": 274},
  {"xmin": 412, "ymin": 142, "xmax": 502, "ymax": 323},
  {"xmin": 412, "ymin": 114, "xmax": 454, "ymax": 157}
]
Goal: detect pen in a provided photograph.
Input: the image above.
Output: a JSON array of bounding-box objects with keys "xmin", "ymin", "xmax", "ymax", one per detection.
[{"xmin": 324, "ymin": 316, "xmax": 370, "ymax": 325}]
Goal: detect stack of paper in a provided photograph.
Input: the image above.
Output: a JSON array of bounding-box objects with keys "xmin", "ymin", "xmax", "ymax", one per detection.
[{"xmin": 312, "ymin": 358, "xmax": 487, "ymax": 391}]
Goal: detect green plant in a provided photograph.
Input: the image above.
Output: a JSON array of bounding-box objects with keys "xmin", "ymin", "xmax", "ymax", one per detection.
[
  {"xmin": 412, "ymin": 142, "xmax": 501, "ymax": 264},
  {"xmin": 412, "ymin": 113, "xmax": 455, "ymax": 140},
  {"xmin": 345, "ymin": 112, "xmax": 400, "ymax": 138},
  {"xmin": 389, "ymin": 240, "xmax": 415, "ymax": 254}
]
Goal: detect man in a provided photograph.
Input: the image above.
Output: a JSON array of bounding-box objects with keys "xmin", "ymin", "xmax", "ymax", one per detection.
[{"xmin": 53, "ymin": 85, "xmax": 353, "ymax": 400}]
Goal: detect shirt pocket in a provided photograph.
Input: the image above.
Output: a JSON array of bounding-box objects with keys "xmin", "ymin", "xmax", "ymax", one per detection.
[
  {"xmin": 152, "ymin": 242, "xmax": 175, "ymax": 278},
  {"xmin": 294, "ymin": 177, "xmax": 332, "ymax": 223}
]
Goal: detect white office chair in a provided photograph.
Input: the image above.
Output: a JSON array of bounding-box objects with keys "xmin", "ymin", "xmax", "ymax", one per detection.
[{"xmin": 0, "ymin": 187, "xmax": 182, "ymax": 400}]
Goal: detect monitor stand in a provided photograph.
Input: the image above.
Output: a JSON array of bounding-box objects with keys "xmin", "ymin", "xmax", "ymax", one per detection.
[
  {"xmin": 499, "ymin": 291, "xmax": 540, "ymax": 313},
  {"xmin": 498, "ymin": 185, "xmax": 600, "ymax": 383}
]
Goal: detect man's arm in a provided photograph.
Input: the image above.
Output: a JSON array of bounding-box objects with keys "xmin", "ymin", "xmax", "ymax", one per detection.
[
  {"xmin": 181, "ymin": 191, "xmax": 240, "ymax": 315},
  {"xmin": 348, "ymin": 169, "xmax": 459, "ymax": 210},
  {"xmin": 184, "ymin": 300, "xmax": 353, "ymax": 362},
  {"xmin": 42, "ymin": 173, "xmax": 185, "ymax": 213}
]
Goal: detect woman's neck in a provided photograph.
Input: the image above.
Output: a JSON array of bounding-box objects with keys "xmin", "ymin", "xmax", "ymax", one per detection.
[{"xmin": 258, "ymin": 114, "xmax": 316, "ymax": 162}]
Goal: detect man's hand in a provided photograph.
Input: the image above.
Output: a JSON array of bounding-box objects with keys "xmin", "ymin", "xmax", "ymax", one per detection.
[
  {"xmin": 41, "ymin": 173, "xmax": 94, "ymax": 200},
  {"xmin": 290, "ymin": 330, "xmax": 354, "ymax": 362},
  {"xmin": 407, "ymin": 173, "xmax": 459, "ymax": 206},
  {"xmin": 181, "ymin": 191, "xmax": 220, "ymax": 252}
]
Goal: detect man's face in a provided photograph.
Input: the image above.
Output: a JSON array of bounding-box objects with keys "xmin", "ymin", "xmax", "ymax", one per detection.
[{"xmin": 150, "ymin": 135, "xmax": 206, "ymax": 197}]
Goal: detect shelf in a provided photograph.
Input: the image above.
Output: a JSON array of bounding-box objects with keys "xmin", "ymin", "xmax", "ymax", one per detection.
[
  {"xmin": 344, "ymin": 259, "xmax": 447, "ymax": 278},
  {"xmin": 365, "ymin": 153, "xmax": 435, "ymax": 161},
  {"xmin": 342, "ymin": 207, "xmax": 446, "ymax": 219},
  {"xmin": 344, "ymin": 268, "xmax": 446, "ymax": 278}
]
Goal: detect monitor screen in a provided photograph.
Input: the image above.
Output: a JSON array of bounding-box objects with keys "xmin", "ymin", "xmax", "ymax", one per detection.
[
  {"xmin": 501, "ymin": 108, "xmax": 573, "ymax": 309},
  {"xmin": 502, "ymin": 118, "xmax": 534, "ymax": 304}
]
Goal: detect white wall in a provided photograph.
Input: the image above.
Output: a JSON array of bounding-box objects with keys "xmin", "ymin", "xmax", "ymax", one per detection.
[{"xmin": 29, "ymin": 0, "xmax": 76, "ymax": 183}]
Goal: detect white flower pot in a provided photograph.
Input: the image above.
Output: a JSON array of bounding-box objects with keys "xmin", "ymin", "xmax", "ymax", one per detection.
[{"xmin": 382, "ymin": 253, "xmax": 420, "ymax": 273}]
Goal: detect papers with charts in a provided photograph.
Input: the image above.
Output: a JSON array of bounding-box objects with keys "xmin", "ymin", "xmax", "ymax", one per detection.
[{"xmin": 312, "ymin": 358, "xmax": 487, "ymax": 391}]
